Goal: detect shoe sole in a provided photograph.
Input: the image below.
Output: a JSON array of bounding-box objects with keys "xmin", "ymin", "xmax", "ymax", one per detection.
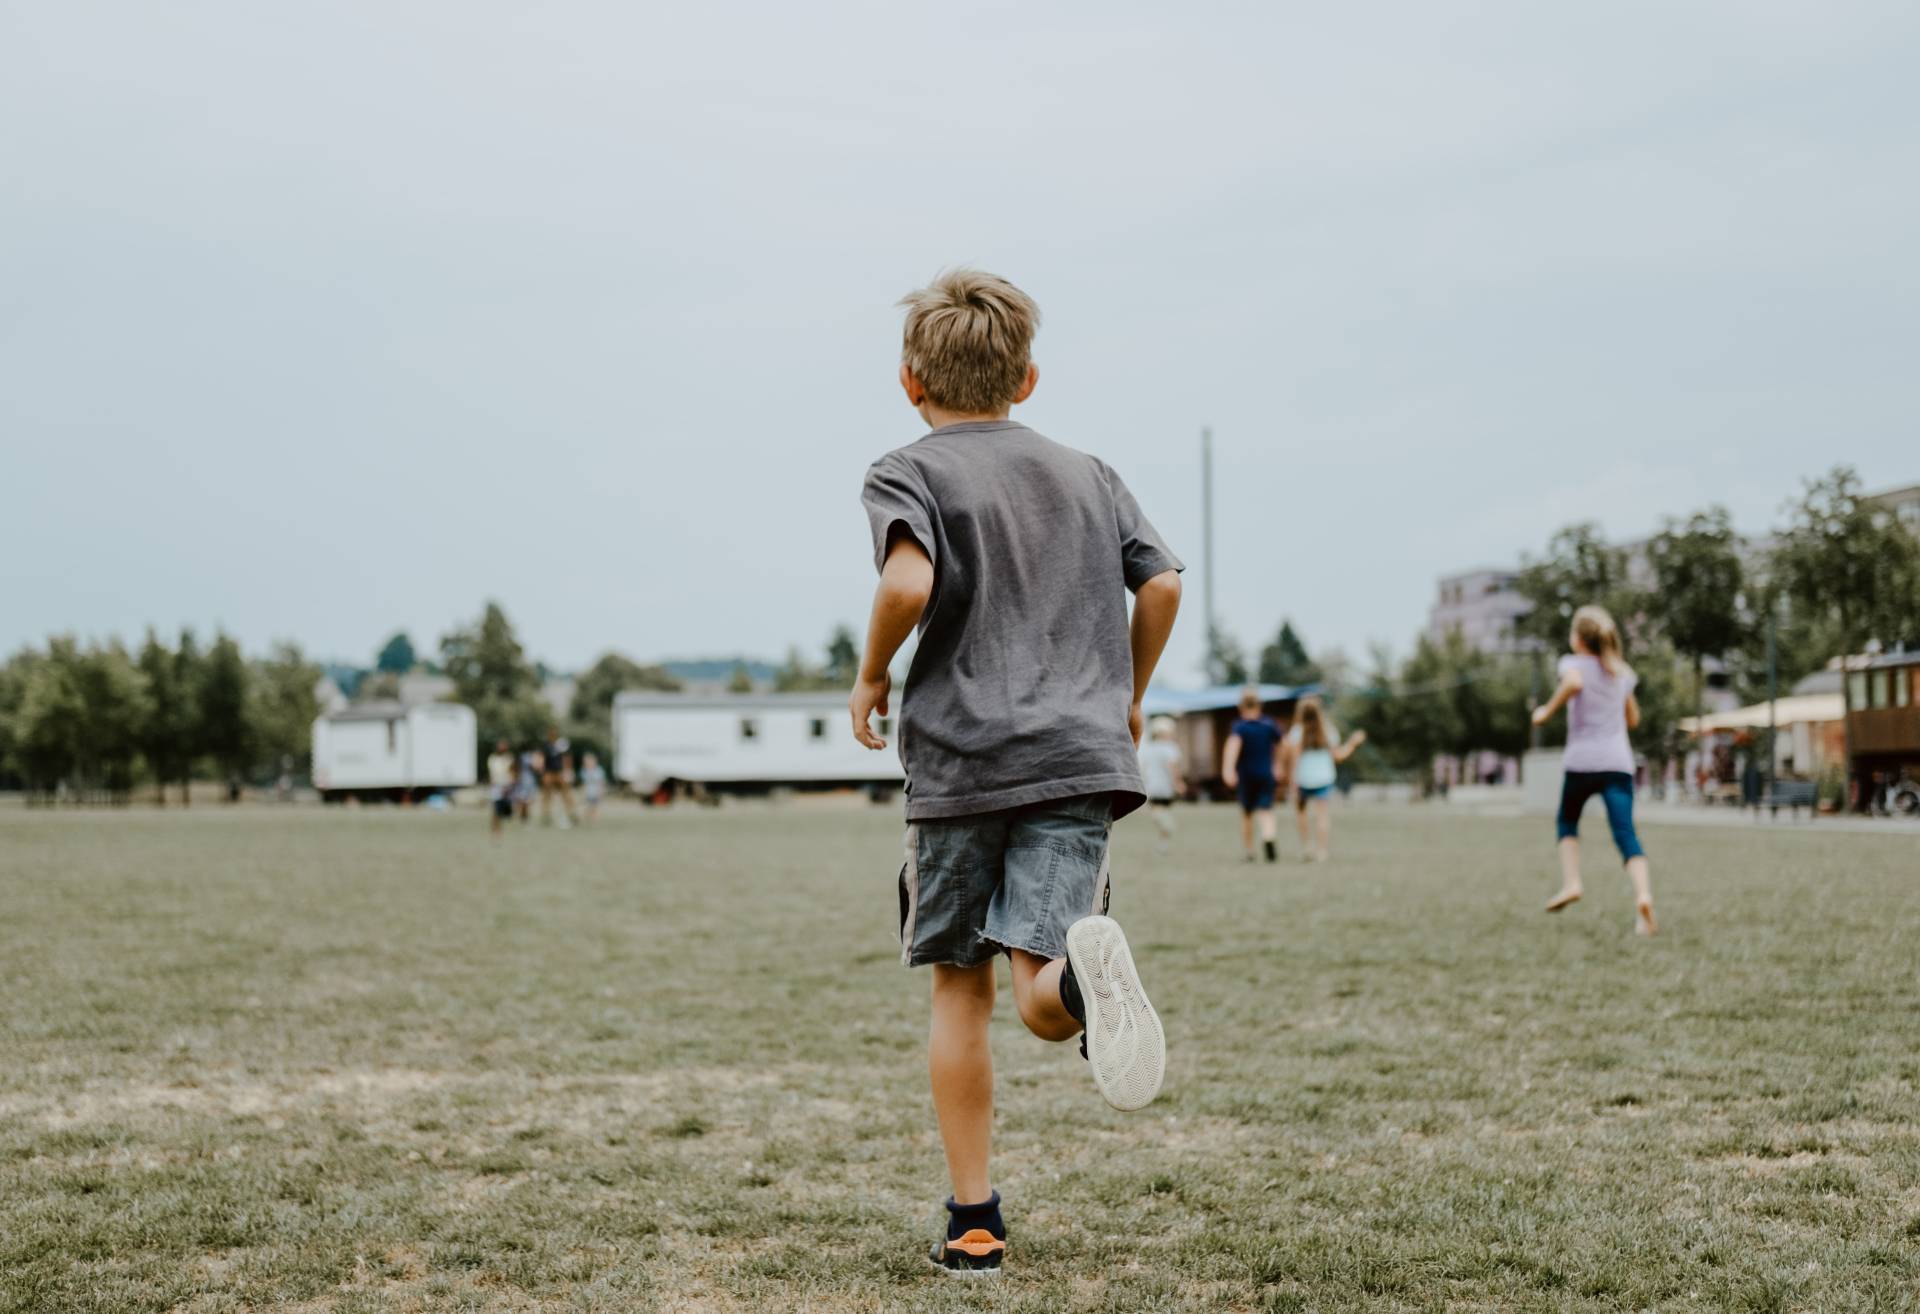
[{"xmin": 1066, "ymin": 915, "xmax": 1165, "ymax": 1111}]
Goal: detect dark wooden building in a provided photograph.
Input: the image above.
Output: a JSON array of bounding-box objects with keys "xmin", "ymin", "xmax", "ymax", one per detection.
[{"xmin": 1845, "ymin": 652, "xmax": 1920, "ymax": 800}]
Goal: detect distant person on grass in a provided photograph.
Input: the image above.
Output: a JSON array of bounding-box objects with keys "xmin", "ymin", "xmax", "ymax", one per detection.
[
  {"xmin": 1279, "ymin": 696, "xmax": 1365, "ymax": 861},
  {"xmin": 1221, "ymin": 688, "xmax": 1284, "ymax": 863},
  {"xmin": 851, "ymin": 268, "xmax": 1183, "ymax": 1277},
  {"xmin": 514, "ymin": 748, "xmax": 541, "ymax": 824},
  {"xmin": 1531, "ymin": 604, "xmax": 1658, "ymax": 935},
  {"xmin": 540, "ymin": 727, "xmax": 578, "ymax": 828},
  {"xmin": 486, "ymin": 738, "xmax": 516, "ymax": 837},
  {"xmin": 578, "ymin": 751, "xmax": 607, "ymax": 823},
  {"xmin": 1138, "ymin": 716, "xmax": 1185, "ymax": 851}
]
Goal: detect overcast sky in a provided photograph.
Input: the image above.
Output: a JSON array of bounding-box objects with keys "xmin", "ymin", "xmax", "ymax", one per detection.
[{"xmin": 4, "ymin": 2, "xmax": 1916, "ymax": 683}]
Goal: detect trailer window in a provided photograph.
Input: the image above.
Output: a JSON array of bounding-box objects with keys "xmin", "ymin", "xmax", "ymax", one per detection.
[
  {"xmin": 387, "ymin": 720, "xmax": 397, "ymax": 753},
  {"xmin": 809, "ymin": 718, "xmax": 826, "ymax": 740},
  {"xmin": 1848, "ymin": 671, "xmax": 1867, "ymax": 708},
  {"xmin": 1870, "ymin": 671, "xmax": 1889, "ymax": 709},
  {"xmin": 1897, "ymin": 670, "xmax": 1911, "ymax": 708},
  {"xmin": 740, "ymin": 718, "xmax": 759, "ymax": 742}
]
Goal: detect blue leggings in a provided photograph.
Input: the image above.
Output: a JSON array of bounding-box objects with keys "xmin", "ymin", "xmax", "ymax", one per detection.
[{"xmin": 1556, "ymin": 771, "xmax": 1644, "ymax": 861}]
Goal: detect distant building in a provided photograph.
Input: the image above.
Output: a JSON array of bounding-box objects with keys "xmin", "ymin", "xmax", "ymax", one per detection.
[
  {"xmin": 1428, "ymin": 568, "xmax": 1533, "ymax": 654},
  {"xmin": 1868, "ymin": 481, "xmax": 1920, "ymax": 533},
  {"xmin": 396, "ymin": 671, "xmax": 456, "ymax": 707}
]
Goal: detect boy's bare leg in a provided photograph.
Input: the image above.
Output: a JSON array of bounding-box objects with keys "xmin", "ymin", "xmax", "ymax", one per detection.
[
  {"xmin": 929, "ymin": 962, "xmax": 996, "ymax": 1205},
  {"xmin": 1314, "ymin": 800, "xmax": 1332, "ymax": 858},
  {"xmin": 1546, "ymin": 838, "xmax": 1583, "ymax": 911},
  {"xmin": 1009, "ymin": 950, "xmax": 1078, "ymax": 1042},
  {"xmin": 1238, "ymin": 810, "xmax": 1254, "ymax": 856}
]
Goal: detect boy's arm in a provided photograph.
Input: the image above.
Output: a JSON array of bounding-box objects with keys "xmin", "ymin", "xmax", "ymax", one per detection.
[
  {"xmin": 1221, "ymin": 732, "xmax": 1241, "ymax": 789},
  {"xmin": 850, "ymin": 533, "xmax": 934, "ymax": 750},
  {"xmin": 1127, "ymin": 569, "xmax": 1181, "ymax": 745}
]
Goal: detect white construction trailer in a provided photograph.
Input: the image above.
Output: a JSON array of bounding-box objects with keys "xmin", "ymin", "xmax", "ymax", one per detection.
[
  {"xmin": 312, "ymin": 702, "xmax": 477, "ymax": 801},
  {"xmin": 612, "ymin": 692, "xmax": 905, "ymax": 798}
]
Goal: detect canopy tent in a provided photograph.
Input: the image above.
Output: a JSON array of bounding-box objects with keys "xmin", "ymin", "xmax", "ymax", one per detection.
[{"xmin": 1680, "ymin": 694, "xmax": 1843, "ymax": 736}]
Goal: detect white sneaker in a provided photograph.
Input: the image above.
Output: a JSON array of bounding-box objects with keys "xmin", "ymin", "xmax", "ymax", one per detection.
[{"xmin": 1065, "ymin": 915, "xmax": 1165, "ymax": 1111}]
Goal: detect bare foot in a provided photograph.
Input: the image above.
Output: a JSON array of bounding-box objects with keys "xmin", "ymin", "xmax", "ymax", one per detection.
[
  {"xmin": 1635, "ymin": 899, "xmax": 1657, "ymax": 936},
  {"xmin": 1545, "ymin": 886, "xmax": 1583, "ymax": 913}
]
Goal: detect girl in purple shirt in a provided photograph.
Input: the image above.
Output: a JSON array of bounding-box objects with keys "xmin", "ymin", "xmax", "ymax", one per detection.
[{"xmin": 1531, "ymin": 605, "xmax": 1657, "ymax": 935}]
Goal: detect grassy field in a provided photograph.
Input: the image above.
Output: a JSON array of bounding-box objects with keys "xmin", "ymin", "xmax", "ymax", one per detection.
[{"xmin": 2, "ymin": 801, "xmax": 1917, "ymax": 1313}]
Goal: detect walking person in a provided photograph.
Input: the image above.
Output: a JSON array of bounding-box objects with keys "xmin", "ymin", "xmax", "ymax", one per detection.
[
  {"xmin": 1532, "ymin": 605, "xmax": 1657, "ymax": 935},
  {"xmin": 486, "ymin": 738, "xmax": 516, "ymax": 838},
  {"xmin": 513, "ymin": 747, "xmax": 541, "ymax": 824},
  {"xmin": 539, "ymin": 727, "xmax": 579, "ymax": 828},
  {"xmin": 1278, "ymin": 696, "xmax": 1365, "ymax": 861},
  {"xmin": 578, "ymin": 751, "xmax": 607, "ymax": 824},
  {"xmin": 1221, "ymin": 688, "xmax": 1284, "ymax": 863},
  {"xmin": 1138, "ymin": 717, "xmax": 1184, "ymax": 851}
]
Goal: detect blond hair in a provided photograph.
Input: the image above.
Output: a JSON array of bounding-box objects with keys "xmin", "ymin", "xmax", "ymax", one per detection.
[
  {"xmin": 1570, "ymin": 604, "xmax": 1631, "ymax": 677},
  {"xmin": 898, "ymin": 268, "xmax": 1039, "ymax": 414},
  {"xmin": 1296, "ymin": 696, "xmax": 1330, "ymax": 751},
  {"xmin": 1238, "ymin": 686, "xmax": 1263, "ymax": 716}
]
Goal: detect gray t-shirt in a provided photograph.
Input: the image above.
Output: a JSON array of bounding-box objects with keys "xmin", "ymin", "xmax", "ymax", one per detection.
[{"xmin": 861, "ymin": 420, "xmax": 1183, "ymax": 821}]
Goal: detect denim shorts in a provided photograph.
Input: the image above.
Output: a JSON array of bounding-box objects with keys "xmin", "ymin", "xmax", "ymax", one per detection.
[{"xmin": 897, "ymin": 793, "xmax": 1113, "ymax": 968}]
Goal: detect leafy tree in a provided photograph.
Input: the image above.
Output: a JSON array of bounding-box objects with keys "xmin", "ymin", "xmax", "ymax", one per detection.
[
  {"xmin": 1258, "ymin": 621, "xmax": 1322, "ymax": 687},
  {"xmin": 375, "ymin": 631, "xmax": 417, "ymax": 674},
  {"xmin": 1623, "ymin": 634, "xmax": 1694, "ymax": 774},
  {"xmin": 136, "ymin": 630, "xmax": 191, "ymax": 803},
  {"xmin": 249, "ymin": 642, "xmax": 321, "ymax": 777},
  {"xmin": 1205, "ymin": 624, "xmax": 1250, "ymax": 685},
  {"xmin": 0, "ymin": 651, "xmax": 28, "ymax": 791},
  {"xmin": 14, "ymin": 641, "xmax": 85, "ymax": 799},
  {"xmin": 199, "ymin": 633, "xmax": 252, "ymax": 789},
  {"xmin": 727, "ymin": 662, "xmax": 755, "ymax": 694},
  {"xmin": 74, "ymin": 639, "xmax": 148, "ymax": 801},
  {"xmin": 1514, "ymin": 523, "xmax": 1640, "ymax": 648},
  {"xmin": 1773, "ymin": 466, "xmax": 1920, "ymax": 653},
  {"xmin": 570, "ymin": 651, "xmax": 682, "ymax": 744},
  {"xmin": 825, "ymin": 625, "xmax": 860, "ymax": 686},
  {"xmin": 1646, "ymin": 507, "xmax": 1747, "ymax": 724},
  {"xmin": 172, "ymin": 631, "xmax": 205, "ymax": 805},
  {"xmin": 440, "ymin": 603, "xmax": 549, "ymax": 757},
  {"xmin": 773, "ymin": 647, "xmax": 832, "ymax": 692}
]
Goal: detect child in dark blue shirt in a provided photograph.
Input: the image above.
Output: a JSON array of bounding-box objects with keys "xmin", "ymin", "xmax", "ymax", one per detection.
[{"xmin": 1222, "ymin": 689, "xmax": 1284, "ymax": 862}]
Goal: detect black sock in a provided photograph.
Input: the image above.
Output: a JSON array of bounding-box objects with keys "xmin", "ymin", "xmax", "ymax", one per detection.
[
  {"xmin": 1058, "ymin": 959, "xmax": 1085, "ymax": 1025},
  {"xmin": 946, "ymin": 1190, "xmax": 1004, "ymax": 1241},
  {"xmin": 1263, "ymin": 839, "xmax": 1277, "ymax": 862}
]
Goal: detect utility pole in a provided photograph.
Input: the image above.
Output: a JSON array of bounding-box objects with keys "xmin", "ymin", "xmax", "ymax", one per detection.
[
  {"xmin": 1202, "ymin": 426, "xmax": 1217, "ymax": 683},
  {"xmin": 1765, "ymin": 595, "xmax": 1778, "ymax": 815}
]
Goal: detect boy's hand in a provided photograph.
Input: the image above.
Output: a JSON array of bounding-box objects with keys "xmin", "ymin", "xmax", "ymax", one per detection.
[
  {"xmin": 1530, "ymin": 704, "xmax": 1552, "ymax": 727},
  {"xmin": 1128, "ymin": 700, "xmax": 1145, "ymax": 747},
  {"xmin": 850, "ymin": 672, "xmax": 892, "ymax": 750}
]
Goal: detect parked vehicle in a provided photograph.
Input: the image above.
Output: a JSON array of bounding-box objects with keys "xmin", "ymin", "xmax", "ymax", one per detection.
[{"xmin": 312, "ymin": 702, "xmax": 477, "ymax": 802}]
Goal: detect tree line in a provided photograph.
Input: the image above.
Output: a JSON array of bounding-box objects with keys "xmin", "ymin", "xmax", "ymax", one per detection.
[
  {"xmin": 0, "ymin": 632, "xmax": 321, "ymax": 803},
  {"xmin": 0, "ymin": 598, "xmax": 874, "ymax": 802},
  {"xmin": 1210, "ymin": 466, "xmax": 1920, "ymax": 783}
]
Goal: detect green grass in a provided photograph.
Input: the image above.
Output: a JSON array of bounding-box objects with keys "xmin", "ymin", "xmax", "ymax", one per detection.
[{"xmin": 2, "ymin": 802, "xmax": 1917, "ymax": 1312}]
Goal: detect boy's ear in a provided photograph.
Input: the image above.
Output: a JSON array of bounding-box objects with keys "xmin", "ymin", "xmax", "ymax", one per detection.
[
  {"xmin": 899, "ymin": 364, "xmax": 926, "ymax": 408},
  {"xmin": 1012, "ymin": 361, "xmax": 1038, "ymax": 405}
]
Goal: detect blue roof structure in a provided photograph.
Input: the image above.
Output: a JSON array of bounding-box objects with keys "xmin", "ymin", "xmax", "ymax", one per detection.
[{"xmin": 1140, "ymin": 683, "xmax": 1317, "ymax": 716}]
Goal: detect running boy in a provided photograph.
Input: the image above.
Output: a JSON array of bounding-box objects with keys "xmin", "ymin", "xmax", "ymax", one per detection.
[{"xmin": 852, "ymin": 268, "xmax": 1183, "ymax": 1276}]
